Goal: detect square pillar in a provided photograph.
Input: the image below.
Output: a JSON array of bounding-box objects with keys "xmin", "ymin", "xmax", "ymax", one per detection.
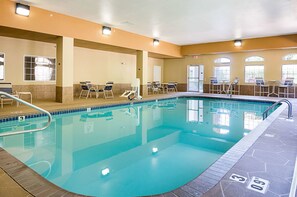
[
  {"xmin": 136, "ymin": 50, "xmax": 148, "ymax": 97},
  {"xmin": 56, "ymin": 37, "xmax": 74, "ymax": 103}
]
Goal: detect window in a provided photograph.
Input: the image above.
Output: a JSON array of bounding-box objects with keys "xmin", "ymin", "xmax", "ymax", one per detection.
[
  {"xmin": 187, "ymin": 65, "xmax": 199, "ymax": 92},
  {"xmin": 245, "ymin": 66, "xmax": 264, "ymax": 83},
  {"xmin": 282, "ymin": 64, "xmax": 297, "ymax": 83},
  {"xmin": 0, "ymin": 53, "xmax": 4, "ymax": 80},
  {"xmin": 24, "ymin": 56, "xmax": 56, "ymax": 81},
  {"xmin": 244, "ymin": 56, "xmax": 264, "ymax": 83},
  {"xmin": 214, "ymin": 57, "xmax": 231, "ymax": 64},
  {"xmin": 245, "ymin": 56, "xmax": 264, "ymax": 62},
  {"xmin": 214, "ymin": 66, "xmax": 230, "ymax": 82},
  {"xmin": 283, "ymin": 54, "xmax": 297, "ymax": 61},
  {"xmin": 214, "ymin": 58, "xmax": 230, "ymax": 82},
  {"xmin": 282, "ymin": 54, "xmax": 297, "ymax": 83}
]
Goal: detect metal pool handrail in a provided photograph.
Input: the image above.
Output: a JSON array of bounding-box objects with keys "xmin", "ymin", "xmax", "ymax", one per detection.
[
  {"xmin": 262, "ymin": 98, "xmax": 292, "ymax": 120},
  {"xmin": 0, "ymin": 91, "xmax": 52, "ymax": 137}
]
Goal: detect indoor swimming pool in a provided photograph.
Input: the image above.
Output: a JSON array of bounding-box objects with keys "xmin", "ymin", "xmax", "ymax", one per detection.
[{"xmin": 0, "ymin": 97, "xmax": 277, "ymax": 196}]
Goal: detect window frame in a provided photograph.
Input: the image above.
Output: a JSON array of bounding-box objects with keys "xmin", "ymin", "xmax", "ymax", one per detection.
[
  {"xmin": 281, "ymin": 54, "xmax": 297, "ymax": 83},
  {"xmin": 214, "ymin": 65, "xmax": 231, "ymax": 82},
  {"xmin": 214, "ymin": 57, "xmax": 231, "ymax": 82},
  {"xmin": 245, "ymin": 56, "xmax": 264, "ymax": 62},
  {"xmin": 283, "ymin": 53, "xmax": 297, "ymax": 61},
  {"xmin": 23, "ymin": 55, "xmax": 56, "ymax": 82},
  {"xmin": 214, "ymin": 57, "xmax": 231, "ymax": 64},
  {"xmin": 0, "ymin": 52, "xmax": 5, "ymax": 81},
  {"xmin": 244, "ymin": 56, "xmax": 265, "ymax": 83},
  {"xmin": 281, "ymin": 64, "xmax": 297, "ymax": 83},
  {"xmin": 244, "ymin": 65, "xmax": 265, "ymax": 83}
]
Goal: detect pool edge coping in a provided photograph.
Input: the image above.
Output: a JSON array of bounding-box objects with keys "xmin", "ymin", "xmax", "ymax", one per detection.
[{"xmin": 0, "ymin": 94, "xmax": 277, "ymax": 122}]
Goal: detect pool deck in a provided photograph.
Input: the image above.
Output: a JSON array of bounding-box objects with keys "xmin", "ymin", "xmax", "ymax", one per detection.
[{"xmin": 0, "ymin": 93, "xmax": 296, "ymax": 197}]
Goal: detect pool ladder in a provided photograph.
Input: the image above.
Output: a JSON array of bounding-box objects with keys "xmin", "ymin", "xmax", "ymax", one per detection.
[
  {"xmin": 0, "ymin": 91, "xmax": 52, "ymax": 137},
  {"xmin": 226, "ymin": 78, "xmax": 239, "ymax": 98},
  {"xmin": 262, "ymin": 98, "xmax": 293, "ymax": 120}
]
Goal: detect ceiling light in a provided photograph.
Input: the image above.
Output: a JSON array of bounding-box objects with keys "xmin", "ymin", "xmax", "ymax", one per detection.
[
  {"xmin": 102, "ymin": 26, "xmax": 111, "ymax": 35},
  {"xmin": 15, "ymin": 3, "xmax": 30, "ymax": 17},
  {"xmin": 152, "ymin": 147, "xmax": 158, "ymax": 153},
  {"xmin": 234, "ymin": 40, "xmax": 242, "ymax": 47},
  {"xmin": 153, "ymin": 39, "xmax": 159, "ymax": 46}
]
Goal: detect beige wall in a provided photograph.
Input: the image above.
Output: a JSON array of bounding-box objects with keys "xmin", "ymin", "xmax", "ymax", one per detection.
[
  {"xmin": 74, "ymin": 47, "xmax": 163, "ymax": 84},
  {"xmin": 164, "ymin": 49, "xmax": 297, "ymax": 85},
  {"xmin": 0, "ymin": 36, "xmax": 56, "ymax": 85},
  {"xmin": 74, "ymin": 47, "xmax": 136, "ymax": 84},
  {"xmin": 0, "ymin": 36, "xmax": 163, "ymax": 86}
]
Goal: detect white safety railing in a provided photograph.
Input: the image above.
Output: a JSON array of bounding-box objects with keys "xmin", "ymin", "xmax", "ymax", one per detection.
[
  {"xmin": 0, "ymin": 91, "xmax": 52, "ymax": 137},
  {"xmin": 262, "ymin": 99, "xmax": 292, "ymax": 120}
]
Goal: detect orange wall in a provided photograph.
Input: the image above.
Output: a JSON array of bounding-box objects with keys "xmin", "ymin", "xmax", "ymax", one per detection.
[
  {"xmin": 0, "ymin": 0, "xmax": 181, "ymax": 58},
  {"xmin": 182, "ymin": 35, "xmax": 297, "ymax": 55}
]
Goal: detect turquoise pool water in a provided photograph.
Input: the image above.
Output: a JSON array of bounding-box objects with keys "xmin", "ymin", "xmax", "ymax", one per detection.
[{"xmin": 0, "ymin": 97, "xmax": 275, "ymax": 196}]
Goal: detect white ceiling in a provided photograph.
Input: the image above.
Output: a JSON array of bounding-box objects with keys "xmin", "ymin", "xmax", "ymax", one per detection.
[{"xmin": 22, "ymin": 0, "xmax": 297, "ymax": 45}]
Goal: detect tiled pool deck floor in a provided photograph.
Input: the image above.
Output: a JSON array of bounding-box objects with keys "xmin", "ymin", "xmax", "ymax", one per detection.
[{"xmin": 0, "ymin": 93, "xmax": 296, "ymax": 197}]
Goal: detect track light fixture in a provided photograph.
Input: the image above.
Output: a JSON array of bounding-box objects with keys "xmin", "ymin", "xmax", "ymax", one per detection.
[
  {"xmin": 153, "ymin": 39, "xmax": 159, "ymax": 46},
  {"xmin": 102, "ymin": 26, "xmax": 111, "ymax": 35},
  {"xmin": 16, "ymin": 3, "xmax": 30, "ymax": 17},
  {"xmin": 234, "ymin": 40, "xmax": 242, "ymax": 47}
]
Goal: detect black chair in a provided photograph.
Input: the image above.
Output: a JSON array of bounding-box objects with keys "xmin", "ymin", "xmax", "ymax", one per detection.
[
  {"xmin": 98, "ymin": 82, "xmax": 114, "ymax": 99},
  {"xmin": 169, "ymin": 81, "xmax": 178, "ymax": 91},
  {"xmin": 79, "ymin": 82, "xmax": 97, "ymax": 99},
  {"xmin": 167, "ymin": 83, "xmax": 176, "ymax": 92},
  {"xmin": 254, "ymin": 77, "xmax": 269, "ymax": 96},
  {"xmin": 147, "ymin": 82, "xmax": 153, "ymax": 94}
]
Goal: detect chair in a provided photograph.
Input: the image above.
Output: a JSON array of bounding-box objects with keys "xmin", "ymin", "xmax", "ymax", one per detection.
[
  {"xmin": 79, "ymin": 82, "xmax": 97, "ymax": 99},
  {"xmin": 0, "ymin": 83, "xmax": 17, "ymax": 108},
  {"xmin": 152, "ymin": 81, "xmax": 161, "ymax": 94},
  {"xmin": 147, "ymin": 82, "xmax": 153, "ymax": 95},
  {"xmin": 167, "ymin": 83, "xmax": 176, "ymax": 93},
  {"xmin": 98, "ymin": 82, "xmax": 114, "ymax": 99},
  {"xmin": 254, "ymin": 77, "xmax": 269, "ymax": 96},
  {"xmin": 209, "ymin": 77, "xmax": 221, "ymax": 94},
  {"xmin": 278, "ymin": 78, "xmax": 295, "ymax": 98},
  {"xmin": 169, "ymin": 82, "xmax": 178, "ymax": 92}
]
